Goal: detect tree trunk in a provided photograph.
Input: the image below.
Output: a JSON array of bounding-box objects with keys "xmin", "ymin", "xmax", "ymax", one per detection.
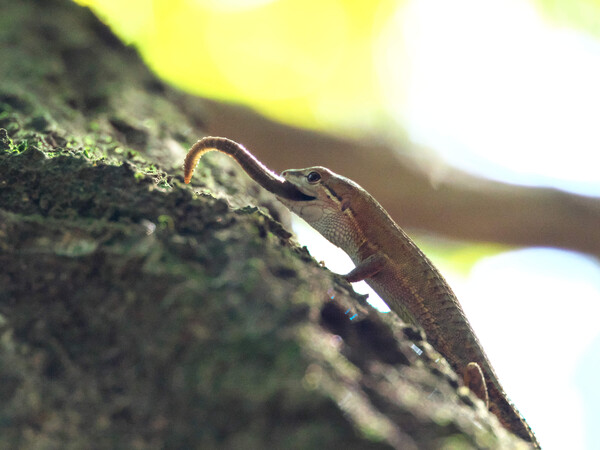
[{"xmin": 0, "ymin": 0, "xmax": 533, "ymax": 448}]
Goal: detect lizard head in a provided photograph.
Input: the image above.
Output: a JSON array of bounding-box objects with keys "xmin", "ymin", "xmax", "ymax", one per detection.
[{"xmin": 277, "ymin": 166, "xmax": 365, "ymax": 252}]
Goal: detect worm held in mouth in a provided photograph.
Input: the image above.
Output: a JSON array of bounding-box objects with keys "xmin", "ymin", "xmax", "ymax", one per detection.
[{"xmin": 183, "ymin": 137, "xmax": 314, "ymax": 201}]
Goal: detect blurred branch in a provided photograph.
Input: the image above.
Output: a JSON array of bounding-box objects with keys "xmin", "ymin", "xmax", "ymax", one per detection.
[{"xmin": 195, "ymin": 99, "xmax": 600, "ymax": 256}]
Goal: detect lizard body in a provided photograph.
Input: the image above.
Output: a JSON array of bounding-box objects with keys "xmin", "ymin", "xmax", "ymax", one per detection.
[{"xmin": 183, "ymin": 137, "xmax": 539, "ymax": 448}]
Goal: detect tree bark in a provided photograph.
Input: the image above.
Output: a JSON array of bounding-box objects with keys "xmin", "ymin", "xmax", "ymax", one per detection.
[{"xmin": 0, "ymin": 0, "xmax": 538, "ymax": 448}]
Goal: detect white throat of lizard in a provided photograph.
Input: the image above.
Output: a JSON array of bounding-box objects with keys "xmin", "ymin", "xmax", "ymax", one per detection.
[{"xmin": 278, "ymin": 183, "xmax": 365, "ymax": 261}]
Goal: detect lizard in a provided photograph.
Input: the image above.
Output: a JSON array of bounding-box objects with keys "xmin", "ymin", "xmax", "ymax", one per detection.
[{"xmin": 183, "ymin": 136, "xmax": 540, "ymax": 448}]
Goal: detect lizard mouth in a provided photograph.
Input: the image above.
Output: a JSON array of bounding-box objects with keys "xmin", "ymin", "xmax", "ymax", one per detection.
[
  {"xmin": 272, "ymin": 180, "xmax": 316, "ymax": 201},
  {"xmin": 278, "ymin": 171, "xmax": 316, "ymax": 201}
]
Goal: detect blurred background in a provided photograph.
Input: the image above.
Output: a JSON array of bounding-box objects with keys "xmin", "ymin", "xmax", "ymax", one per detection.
[{"xmin": 74, "ymin": 0, "xmax": 600, "ymax": 448}]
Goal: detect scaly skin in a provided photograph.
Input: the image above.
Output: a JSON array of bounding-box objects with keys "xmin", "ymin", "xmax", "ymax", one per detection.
[
  {"xmin": 278, "ymin": 166, "xmax": 539, "ymax": 448},
  {"xmin": 183, "ymin": 139, "xmax": 539, "ymax": 447}
]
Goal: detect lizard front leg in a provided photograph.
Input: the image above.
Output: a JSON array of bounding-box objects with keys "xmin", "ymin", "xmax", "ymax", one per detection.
[{"xmin": 343, "ymin": 253, "xmax": 387, "ymax": 283}]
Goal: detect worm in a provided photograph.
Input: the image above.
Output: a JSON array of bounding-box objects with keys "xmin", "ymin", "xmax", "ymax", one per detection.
[{"xmin": 183, "ymin": 136, "xmax": 314, "ymax": 201}]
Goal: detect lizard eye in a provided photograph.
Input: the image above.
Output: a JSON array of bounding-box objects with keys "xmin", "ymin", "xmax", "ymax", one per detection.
[{"xmin": 306, "ymin": 171, "xmax": 321, "ymax": 183}]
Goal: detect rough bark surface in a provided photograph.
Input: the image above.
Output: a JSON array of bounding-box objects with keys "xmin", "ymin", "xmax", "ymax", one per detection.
[{"xmin": 1, "ymin": 0, "xmax": 532, "ymax": 448}]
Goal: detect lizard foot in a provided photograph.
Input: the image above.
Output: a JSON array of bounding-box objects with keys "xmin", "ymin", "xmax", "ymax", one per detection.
[{"xmin": 463, "ymin": 362, "xmax": 489, "ymax": 408}]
